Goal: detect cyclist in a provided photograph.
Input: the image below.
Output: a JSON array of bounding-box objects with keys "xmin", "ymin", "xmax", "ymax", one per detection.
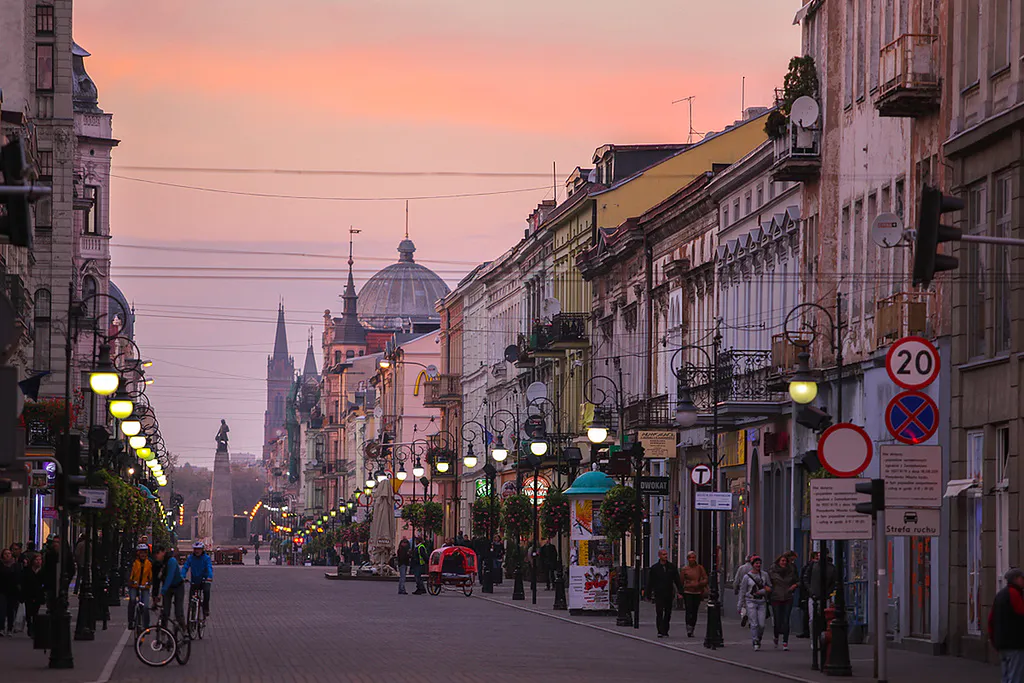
[
  {"xmin": 183, "ymin": 541, "xmax": 214, "ymax": 619},
  {"xmin": 126, "ymin": 543, "xmax": 153, "ymax": 630},
  {"xmin": 154, "ymin": 546, "xmax": 185, "ymax": 628}
]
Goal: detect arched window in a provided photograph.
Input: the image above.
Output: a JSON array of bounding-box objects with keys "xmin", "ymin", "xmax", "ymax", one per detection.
[
  {"xmin": 345, "ymin": 349, "xmax": 355, "ymax": 359},
  {"xmin": 33, "ymin": 289, "xmax": 51, "ymax": 370},
  {"xmin": 82, "ymin": 276, "xmax": 97, "ymax": 317}
]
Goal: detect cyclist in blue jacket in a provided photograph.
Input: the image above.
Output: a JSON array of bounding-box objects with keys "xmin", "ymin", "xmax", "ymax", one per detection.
[
  {"xmin": 183, "ymin": 541, "xmax": 214, "ymax": 618},
  {"xmin": 154, "ymin": 546, "xmax": 185, "ymax": 627}
]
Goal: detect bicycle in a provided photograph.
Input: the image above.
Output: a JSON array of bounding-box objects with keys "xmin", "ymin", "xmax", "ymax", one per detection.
[
  {"xmin": 185, "ymin": 581, "xmax": 207, "ymax": 640},
  {"xmin": 135, "ymin": 617, "xmax": 191, "ymax": 667},
  {"xmin": 130, "ymin": 597, "xmax": 148, "ymax": 642}
]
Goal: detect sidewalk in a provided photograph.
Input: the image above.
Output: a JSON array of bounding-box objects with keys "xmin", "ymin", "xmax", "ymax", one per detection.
[
  {"xmin": 476, "ymin": 579, "xmax": 995, "ymax": 683},
  {"xmin": 0, "ymin": 604, "xmax": 131, "ymax": 683}
]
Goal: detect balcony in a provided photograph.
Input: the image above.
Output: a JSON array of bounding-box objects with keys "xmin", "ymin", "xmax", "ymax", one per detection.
[
  {"xmin": 548, "ymin": 313, "xmax": 589, "ymax": 350},
  {"xmin": 422, "ymin": 373, "xmax": 462, "ymax": 408},
  {"xmin": 491, "ymin": 361, "xmax": 507, "ymax": 379},
  {"xmin": 876, "ymin": 34, "xmax": 940, "ymax": 118},
  {"xmin": 623, "ymin": 394, "xmax": 672, "ymax": 431},
  {"xmin": 79, "ymin": 234, "xmax": 110, "ymax": 260},
  {"xmin": 875, "ymin": 292, "xmax": 930, "ymax": 349},
  {"xmin": 770, "ymin": 332, "xmax": 812, "ymax": 373},
  {"xmin": 514, "ymin": 333, "xmax": 536, "ymax": 368},
  {"xmin": 770, "ymin": 122, "xmax": 821, "ymax": 183},
  {"xmin": 683, "ymin": 349, "xmax": 787, "ymax": 419}
]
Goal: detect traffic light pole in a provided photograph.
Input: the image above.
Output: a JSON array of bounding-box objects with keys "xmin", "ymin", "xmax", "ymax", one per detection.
[{"xmin": 875, "ymin": 509, "xmax": 887, "ymax": 683}]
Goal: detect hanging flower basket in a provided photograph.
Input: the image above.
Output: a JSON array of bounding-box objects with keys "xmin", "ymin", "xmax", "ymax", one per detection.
[
  {"xmin": 600, "ymin": 485, "xmax": 642, "ymax": 541},
  {"xmin": 401, "ymin": 502, "xmax": 424, "ymax": 528},
  {"xmin": 540, "ymin": 487, "xmax": 569, "ymax": 537},
  {"xmin": 421, "ymin": 501, "xmax": 444, "ymax": 535},
  {"xmin": 502, "ymin": 493, "xmax": 532, "ymax": 542},
  {"xmin": 470, "ymin": 499, "xmax": 492, "ymax": 538}
]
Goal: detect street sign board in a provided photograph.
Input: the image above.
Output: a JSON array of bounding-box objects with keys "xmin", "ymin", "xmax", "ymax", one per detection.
[
  {"xmin": 80, "ymin": 487, "xmax": 108, "ymax": 509},
  {"xmin": 810, "ymin": 478, "xmax": 873, "ymax": 540},
  {"xmin": 885, "ymin": 391, "xmax": 939, "ymax": 444},
  {"xmin": 886, "ymin": 336, "xmax": 940, "ymax": 390},
  {"xmin": 639, "ymin": 476, "xmax": 670, "ymax": 496},
  {"xmin": 884, "ymin": 508, "xmax": 941, "ymax": 536},
  {"xmin": 694, "ymin": 491, "xmax": 733, "ymax": 510},
  {"xmin": 880, "ymin": 444, "xmax": 942, "ymax": 508},
  {"xmin": 817, "ymin": 423, "xmax": 873, "ymax": 477},
  {"xmin": 690, "ymin": 464, "xmax": 712, "ymax": 487},
  {"xmin": 638, "ymin": 430, "xmax": 675, "ymax": 459}
]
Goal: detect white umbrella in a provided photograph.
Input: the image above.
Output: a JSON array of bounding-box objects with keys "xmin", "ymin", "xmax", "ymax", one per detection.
[{"xmin": 369, "ymin": 480, "xmax": 397, "ymax": 569}]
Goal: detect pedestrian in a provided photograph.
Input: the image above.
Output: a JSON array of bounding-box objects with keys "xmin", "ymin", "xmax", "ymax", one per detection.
[
  {"xmin": 73, "ymin": 533, "xmax": 86, "ymax": 595},
  {"xmin": 540, "ymin": 538, "xmax": 558, "ymax": 590},
  {"xmin": 0, "ymin": 547, "xmax": 22, "ymax": 637},
  {"xmin": 411, "ymin": 537, "xmax": 428, "ymax": 594},
  {"xmin": 22, "ymin": 554, "xmax": 44, "ymax": 638},
  {"xmin": 126, "ymin": 543, "xmax": 153, "ymax": 630},
  {"xmin": 396, "ymin": 538, "xmax": 411, "ymax": 595},
  {"xmin": 492, "ymin": 535, "xmax": 505, "ymax": 584},
  {"xmin": 455, "ymin": 530, "xmax": 467, "ymax": 547},
  {"xmin": 989, "ymin": 568, "xmax": 1024, "ymax": 683},
  {"xmin": 767, "ymin": 553, "xmax": 799, "ymax": 650},
  {"xmin": 680, "ymin": 550, "xmax": 709, "ymax": 638},
  {"xmin": 797, "ymin": 551, "xmax": 818, "ymax": 638},
  {"xmin": 733, "ymin": 553, "xmax": 753, "ymax": 626},
  {"xmin": 740, "ymin": 555, "xmax": 772, "ymax": 651},
  {"xmin": 21, "ymin": 542, "xmax": 38, "ymax": 570},
  {"xmin": 647, "ymin": 548, "xmax": 684, "ymax": 638}
]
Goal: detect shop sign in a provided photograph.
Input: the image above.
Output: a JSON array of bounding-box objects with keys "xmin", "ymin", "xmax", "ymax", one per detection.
[
  {"xmin": 475, "ymin": 478, "xmax": 492, "ymax": 497},
  {"xmin": 522, "ymin": 475, "xmax": 550, "ymax": 506},
  {"xmin": 500, "ymin": 481, "xmax": 518, "ymax": 500},
  {"xmin": 716, "ymin": 429, "xmax": 747, "ymax": 467},
  {"xmin": 638, "ymin": 430, "xmax": 675, "ymax": 459}
]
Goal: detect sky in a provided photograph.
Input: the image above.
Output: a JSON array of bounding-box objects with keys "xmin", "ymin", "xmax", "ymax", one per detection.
[{"xmin": 73, "ymin": 0, "xmax": 800, "ymax": 466}]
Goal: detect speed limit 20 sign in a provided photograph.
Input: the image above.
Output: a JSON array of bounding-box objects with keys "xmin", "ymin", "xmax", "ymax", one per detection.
[{"xmin": 886, "ymin": 336, "xmax": 940, "ymax": 390}]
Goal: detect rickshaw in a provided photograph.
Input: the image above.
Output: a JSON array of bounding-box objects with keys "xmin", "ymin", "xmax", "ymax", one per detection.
[{"xmin": 427, "ymin": 546, "xmax": 477, "ymax": 596}]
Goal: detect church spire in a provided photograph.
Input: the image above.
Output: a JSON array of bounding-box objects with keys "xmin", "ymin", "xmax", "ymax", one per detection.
[
  {"xmin": 272, "ymin": 302, "xmax": 289, "ymax": 360},
  {"xmin": 343, "ymin": 227, "xmax": 360, "ymax": 317},
  {"xmin": 302, "ymin": 328, "xmax": 318, "ymax": 376}
]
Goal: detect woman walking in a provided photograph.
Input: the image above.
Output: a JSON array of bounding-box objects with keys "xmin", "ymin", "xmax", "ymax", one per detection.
[
  {"xmin": 680, "ymin": 551, "xmax": 708, "ymax": 638},
  {"xmin": 0, "ymin": 547, "xmax": 22, "ymax": 636},
  {"xmin": 768, "ymin": 553, "xmax": 799, "ymax": 650},
  {"xmin": 22, "ymin": 554, "xmax": 44, "ymax": 638},
  {"xmin": 396, "ymin": 538, "xmax": 411, "ymax": 595},
  {"xmin": 740, "ymin": 555, "xmax": 772, "ymax": 651}
]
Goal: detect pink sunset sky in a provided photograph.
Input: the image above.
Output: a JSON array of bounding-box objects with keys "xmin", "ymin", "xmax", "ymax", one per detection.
[{"xmin": 74, "ymin": 0, "xmax": 800, "ymax": 466}]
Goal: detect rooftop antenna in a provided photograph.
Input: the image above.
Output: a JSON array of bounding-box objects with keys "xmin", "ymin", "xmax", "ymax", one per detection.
[
  {"xmin": 671, "ymin": 95, "xmax": 703, "ymax": 144},
  {"xmin": 404, "ymin": 199, "xmax": 409, "ymax": 239},
  {"xmin": 741, "ymin": 76, "xmax": 746, "ymax": 118}
]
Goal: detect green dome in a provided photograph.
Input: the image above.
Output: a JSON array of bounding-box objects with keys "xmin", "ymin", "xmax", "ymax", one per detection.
[{"xmin": 564, "ymin": 471, "xmax": 616, "ymax": 497}]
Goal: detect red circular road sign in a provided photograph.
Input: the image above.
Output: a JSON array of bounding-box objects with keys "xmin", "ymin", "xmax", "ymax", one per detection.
[
  {"xmin": 817, "ymin": 423, "xmax": 873, "ymax": 477},
  {"xmin": 885, "ymin": 391, "xmax": 939, "ymax": 445},
  {"xmin": 886, "ymin": 336, "xmax": 941, "ymax": 390}
]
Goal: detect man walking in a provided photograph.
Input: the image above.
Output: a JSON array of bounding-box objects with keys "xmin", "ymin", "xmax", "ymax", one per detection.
[
  {"xmin": 796, "ymin": 551, "xmax": 819, "ymax": 638},
  {"xmin": 647, "ymin": 549, "xmax": 684, "ymax": 638},
  {"xmin": 396, "ymin": 538, "xmax": 411, "ymax": 595},
  {"xmin": 540, "ymin": 539, "xmax": 558, "ymax": 590},
  {"xmin": 989, "ymin": 568, "xmax": 1024, "ymax": 683},
  {"xmin": 411, "ymin": 537, "xmax": 428, "ymax": 595}
]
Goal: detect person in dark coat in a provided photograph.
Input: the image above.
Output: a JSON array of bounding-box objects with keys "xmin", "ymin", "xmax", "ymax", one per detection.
[
  {"xmin": 796, "ymin": 551, "xmax": 818, "ymax": 638},
  {"xmin": 989, "ymin": 567, "xmax": 1024, "ymax": 683},
  {"xmin": 647, "ymin": 548, "xmax": 685, "ymax": 638},
  {"xmin": 396, "ymin": 538, "xmax": 411, "ymax": 595},
  {"xmin": 540, "ymin": 539, "xmax": 558, "ymax": 590},
  {"xmin": 0, "ymin": 548, "xmax": 22, "ymax": 636},
  {"xmin": 22, "ymin": 553, "xmax": 45, "ymax": 637}
]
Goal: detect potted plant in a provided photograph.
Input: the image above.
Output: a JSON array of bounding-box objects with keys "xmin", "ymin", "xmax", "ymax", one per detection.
[
  {"xmin": 540, "ymin": 486, "xmax": 569, "ymax": 537},
  {"xmin": 599, "ymin": 485, "xmax": 642, "ymax": 541},
  {"xmin": 765, "ymin": 55, "xmax": 820, "ymax": 140}
]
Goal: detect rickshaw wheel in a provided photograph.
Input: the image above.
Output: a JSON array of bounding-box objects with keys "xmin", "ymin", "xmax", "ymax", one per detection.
[
  {"xmin": 462, "ymin": 583, "xmax": 473, "ymax": 597},
  {"xmin": 427, "ymin": 574, "xmax": 441, "ymax": 596}
]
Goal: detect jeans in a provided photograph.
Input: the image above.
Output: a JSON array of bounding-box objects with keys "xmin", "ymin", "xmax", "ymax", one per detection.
[
  {"xmin": 683, "ymin": 593, "xmax": 702, "ymax": 633},
  {"xmin": 746, "ymin": 600, "xmax": 767, "ymax": 644},
  {"xmin": 654, "ymin": 595, "xmax": 675, "ymax": 635},
  {"xmin": 0, "ymin": 594, "xmax": 17, "ymax": 632},
  {"xmin": 398, "ymin": 565, "xmax": 408, "ymax": 593},
  {"xmin": 772, "ymin": 599, "xmax": 792, "ymax": 642},
  {"xmin": 193, "ymin": 582, "xmax": 211, "ymax": 617},
  {"xmin": 413, "ymin": 565, "xmax": 425, "ymax": 592},
  {"xmin": 161, "ymin": 583, "xmax": 185, "ymax": 627},
  {"xmin": 1001, "ymin": 650, "xmax": 1024, "ymax": 683},
  {"xmin": 128, "ymin": 587, "xmax": 151, "ymax": 629}
]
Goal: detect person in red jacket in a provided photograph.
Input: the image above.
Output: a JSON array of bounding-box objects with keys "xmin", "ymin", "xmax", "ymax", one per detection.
[{"xmin": 989, "ymin": 567, "xmax": 1024, "ymax": 683}]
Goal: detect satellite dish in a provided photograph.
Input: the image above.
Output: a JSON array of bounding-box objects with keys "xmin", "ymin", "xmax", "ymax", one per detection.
[
  {"xmin": 525, "ymin": 381, "xmax": 547, "ymax": 411},
  {"xmin": 790, "ymin": 96, "xmax": 820, "ymax": 128},
  {"xmin": 503, "ymin": 344, "xmax": 519, "ymax": 363},
  {"xmin": 424, "ymin": 364, "xmax": 439, "ymax": 379},
  {"xmin": 871, "ymin": 212, "xmax": 904, "ymax": 248},
  {"xmin": 542, "ymin": 297, "xmax": 562, "ymax": 318}
]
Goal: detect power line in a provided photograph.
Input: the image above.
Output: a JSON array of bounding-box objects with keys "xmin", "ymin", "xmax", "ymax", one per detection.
[
  {"xmin": 116, "ymin": 165, "xmax": 554, "ymax": 179},
  {"xmin": 111, "ymin": 242, "xmax": 485, "ymax": 266}
]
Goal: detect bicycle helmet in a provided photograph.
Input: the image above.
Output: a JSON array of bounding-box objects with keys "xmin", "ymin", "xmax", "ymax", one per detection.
[
  {"xmin": 136, "ymin": 543, "xmax": 149, "ymax": 551},
  {"xmin": 193, "ymin": 541, "xmax": 205, "ymax": 549}
]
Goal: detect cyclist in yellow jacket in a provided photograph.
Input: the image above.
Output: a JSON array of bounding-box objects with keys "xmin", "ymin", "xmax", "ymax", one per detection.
[{"xmin": 127, "ymin": 543, "xmax": 153, "ymax": 630}]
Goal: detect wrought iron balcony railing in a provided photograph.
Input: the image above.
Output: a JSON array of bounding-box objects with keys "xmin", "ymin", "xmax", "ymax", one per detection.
[
  {"xmin": 679, "ymin": 349, "xmax": 781, "ymax": 410},
  {"xmin": 623, "ymin": 394, "xmax": 672, "ymax": 431}
]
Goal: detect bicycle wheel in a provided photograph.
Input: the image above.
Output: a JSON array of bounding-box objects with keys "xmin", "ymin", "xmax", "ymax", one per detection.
[
  {"xmin": 133, "ymin": 604, "xmax": 145, "ymax": 641},
  {"xmin": 135, "ymin": 626, "xmax": 176, "ymax": 667},
  {"xmin": 174, "ymin": 628, "xmax": 192, "ymax": 665},
  {"xmin": 427, "ymin": 574, "xmax": 441, "ymax": 596},
  {"xmin": 186, "ymin": 598, "xmax": 199, "ymax": 640},
  {"xmin": 196, "ymin": 611, "xmax": 206, "ymax": 640}
]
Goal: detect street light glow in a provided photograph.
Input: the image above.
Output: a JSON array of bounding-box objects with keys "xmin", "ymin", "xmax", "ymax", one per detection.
[
  {"xmin": 396, "ymin": 466, "xmax": 407, "ymax": 481},
  {"xmin": 412, "ymin": 461, "xmax": 425, "ymax": 478},
  {"xmin": 108, "ymin": 393, "xmax": 133, "ymax": 420},
  {"xmin": 120, "ymin": 417, "xmax": 142, "ymax": 437},
  {"xmin": 529, "ymin": 440, "xmax": 548, "ymax": 457},
  {"xmin": 129, "ymin": 435, "xmax": 147, "ymax": 450},
  {"xmin": 435, "ymin": 459, "xmax": 450, "ymax": 474},
  {"xmin": 788, "ymin": 351, "xmax": 818, "ymax": 404},
  {"xmin": 378, "ymin": 358, "xmax": 391, "ymax": 369},
  {"xmin": 586, "ymin": 426, "xmax": 608, "ymax": 444}
]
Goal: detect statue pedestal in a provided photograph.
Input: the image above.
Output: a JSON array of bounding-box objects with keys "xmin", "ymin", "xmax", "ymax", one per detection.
[{"xmin": 210, "ymin": 446, "xmax": 235, "ymax": 544}]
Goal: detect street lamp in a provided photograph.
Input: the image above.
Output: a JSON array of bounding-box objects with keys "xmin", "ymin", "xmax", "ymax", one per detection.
[
  {"xmin": 365, "ymin": 475, "xmax": 377, "ymax": 489},
  {"xmin": 88, "ymin": 344, "xmax": 119, "ymax": 396},
  {"xmin": 586, "ymin": 409, "xmax": 609, "ymax": 444},
  {"xmin": 529, "ymin": 439, "xmax": 548, "ymax": 457},
  {"xmin": 788, "ymin": 351, "xmax": 819, "ymax": 404},
  {"xmin": 378, "ymin": 358, "xmax": 391, "ymax": 369},
  {"xmin": 107, "ymin": 390, "xmax": 133, "ymax": 420},
  {"xmin": 491, "ymin": 436, "xmax": 508, "ymax": 462},
  {"xmin": 412, "ymin": 459, "xmax": 425, "ymax": 478},
  {"xmin": 396, "ymin": 464, "xmax": 408, "ymax": 481},
  {"xmin": 120, "ymin": 414, "xmax": 142, "ymax": 437},
  {"xmin": 435, "ymin": 456, "xmax": 450, "ymax": 474},
  {"xmin": 463, "ymin": 443, "xmax": 478, "ymax": 469},
  {"xmin": 127, "ymin": 467, "xmax": 135, "ymax": 475},
  {"xmin": 136, "ymin": 447, "xmax": 154, "ymax": 461},
  {"xmin": 128, "ymin": 435, "xmax": 146, "ymax": 450},
  {"xmin": 376, "ymin": 469, "xmax": 388, "ymax": 483},
  {"xmin": 674, "ymin": 385, "xmax": 699, "ymax": 428}
]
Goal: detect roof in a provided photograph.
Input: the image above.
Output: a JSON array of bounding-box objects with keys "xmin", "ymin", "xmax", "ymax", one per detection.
[
  {"xmin": 108, "ymin": 281, "xmax": 134, "ymax": 340},
  {"xmin": 357, "ymin": 238, "xmax": 451, "ymax": 331}
]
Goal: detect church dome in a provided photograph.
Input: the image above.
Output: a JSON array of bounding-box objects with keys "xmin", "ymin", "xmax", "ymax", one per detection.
[{"xmin": 358, "ymin": 238, "xmax": 450, "ymax": 330}]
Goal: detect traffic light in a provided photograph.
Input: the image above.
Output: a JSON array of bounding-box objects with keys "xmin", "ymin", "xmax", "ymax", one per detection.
[
  {"xmin": 0, "ymin": 137, "xmax": 33, "ymax": 249},
  {"xmin": 796, "ymin": 405, "xmax": 832, "ymax": 432},
  {"xmin": 0, "ymin": 366, "xmax": 20, "ymax": 468},
  {"xmin": 854, "ymin": 478, "xmax": 885, "ymax": 517},
  {"xmin": 60, "ymin": 433, "xmax": 87, "ymax": 509},
  {"xmin": 913, "ymin": 185, "xmax": 964, "ymax": 288}
]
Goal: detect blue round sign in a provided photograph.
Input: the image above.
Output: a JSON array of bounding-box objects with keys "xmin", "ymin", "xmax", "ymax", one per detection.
[{"xmin": 885, "ymin": 391, "xmax": 938, "ymax": 445}]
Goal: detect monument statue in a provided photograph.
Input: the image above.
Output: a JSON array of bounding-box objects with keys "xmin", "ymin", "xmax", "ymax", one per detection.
[{"xmin": 215, "ymin": 419, "xmax": 230, "ymax": 453}]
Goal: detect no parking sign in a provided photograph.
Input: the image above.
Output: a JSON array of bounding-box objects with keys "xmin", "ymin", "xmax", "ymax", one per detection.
[{"xmin": 885, "ymin": 391, "xmax": 939, "ymax": 445}]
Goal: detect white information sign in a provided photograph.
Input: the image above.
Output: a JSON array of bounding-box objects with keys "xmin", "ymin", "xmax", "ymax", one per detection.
[
  {"xmin": 885, "ymin": 508, "xmax": 941, "ymax": 536},
  {"xmin": 690, "ymin": 464, "xmax": 712, "ymax": 486},
  {"xmin": 694, "ymin": 491, "xmax": 733, "ymax": 510},
  {"xmin": 80, "ymin": 487, "xmax": 109, "ymax": 509},
  {"xmin": 880, "ymin": 445, "xmax": 942, "ymax": 508},
  {"xmin": 810, "ymin": 478, "xmax": 873, "ymax": 540}
]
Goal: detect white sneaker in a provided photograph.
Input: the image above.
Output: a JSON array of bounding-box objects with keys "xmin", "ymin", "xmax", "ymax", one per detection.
[{"xmin": 753, "ymin": 641, "xmax": 760, "ymax": 651}]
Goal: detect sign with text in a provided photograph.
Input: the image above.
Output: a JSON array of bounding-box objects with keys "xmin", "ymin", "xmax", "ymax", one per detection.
[
  {"xmin": 80, "ymin": 488, "xmax": 108, "ymax": 509},
  {"xmin": 694, "ymin": 491, "xmax": 733, "ymax": 510},
  {"xmin": 568, "ymin": 565, "xmax": 611, "ymax": 611},
  {"xmin": 810, "ymin": 478, "xmax": 873, "ymax": 540},
  {"xmin": 639, "ymin": 476, "xmax": 670, "ymax": 496},
  {"xmin": 880, "ymin": 444, "xmax": 942, "ymax": 508},
  {"xmin": 638, "ymin": 430, "xmax": 675, "ymax": 459},
  {"xmin": 886, "ymin": 336, "xmax": 940, "ymax": 390},
  {"xmin": 885, "ymin": 508, "xmax": 941, "ymax": 536}
]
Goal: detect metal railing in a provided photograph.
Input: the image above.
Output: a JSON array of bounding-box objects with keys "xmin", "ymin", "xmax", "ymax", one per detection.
[
  {"xmin": 879, "ymin": 34, "xmax": 939, "ymax": 97},
  {"xmin": 773, "ymin": 122, "xmax": 820, "ymax": 164},
  {"xmin": 550, "ymin": 313, "xmax": 588, "ymax": 345},
  {"xmin": 623, "ymin": 394, "xmax": 672, "ymax": 430},
  {"xmin": 875, "ymin": 291, "xmax": 930, "ymax": 348},
  {"xmin": 682, "ymin": 349, "xmax": 780, "ymax": 410}
]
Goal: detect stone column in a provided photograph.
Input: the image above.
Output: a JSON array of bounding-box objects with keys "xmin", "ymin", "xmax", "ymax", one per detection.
[{"xmin": 210, "ymin": 444, "xmax": 235, "ymax": 544}]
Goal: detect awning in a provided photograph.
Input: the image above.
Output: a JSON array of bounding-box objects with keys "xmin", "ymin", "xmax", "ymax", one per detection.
[
  {"xmin": 793, "ymin": 0, "xmax": 822, "ymax": 25},
  {"xmin": 943, "ymin": 478, "xmax": 980, "ymax": 498}
]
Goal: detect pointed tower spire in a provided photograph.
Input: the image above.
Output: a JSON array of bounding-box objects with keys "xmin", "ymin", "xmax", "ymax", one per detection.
[
  {"xmin": 302, "ymin": 328, "xmax": 318, "ymax": 376},
  {"xmin": 343, "ymin": 227, "xmax": 361, "ymax": 317},
  {"xmin": 272, "ymin": 302, "xmax": 289, "ymax": 360}
]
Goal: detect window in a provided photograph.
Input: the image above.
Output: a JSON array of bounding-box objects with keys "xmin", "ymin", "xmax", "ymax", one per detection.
[
  {"xmin": 853, "ymin": 199, "xmax": 864, "ymax": 318},
  {"xmin": 883, "ymin": 0, "xmax": 894, "ymax": 45},
  {"xmin": 967, "ymin": 182, "xmax": 988, "ymax": 358},
  {"xmin": 992, "ymin": 0, "xmax": 1011, "ymax": 72},
  {"xmin": 964, "ymin": 0, "xmax": 980, "ymax": 86},
  {"xmin": 733, "ymin": 198, "xmax": 740, "ymax": 221},
  {"xmin": 345, "ymin": 349, "xmax": 355, "ymax": 359},
  {"xmin": 768, "ymin": 181, "xmax": 776, "ymax": 201},
  {"xmin": 869, "ymin": 0, "xmax": 880, "ymax": 90},
  {"xmin": 83, "ymin": 185, "xmax": 99, "ymax": 234},
  {"xmin": 723, "ymin": 205, "xmax": 729, "ymax": 227},
  {"xmin": 334, "ymin": 350, "xmax": 341, "ymax": 364},
  {"xmin": 856, "ymin": 0, "xmax": 866, "ymax": 99},
  {"xmin": 867, "ymin": 192, "xmax": 878, "ymax": 310},
  {"xmin": 36, "ymin": 5, "xmax": 54, "ymax": 34},
  {"xmin": 33, "ymin": 289, "xmax": 50, "ymax": 371},
  {"xmin": 845, "ymin": 0, "xmax": 854, "ymax": 107},
  {"xmin": 892, "ymin": 179, "xmax": 905, "ymax": 295},
  {"xmin": 966, "ymin": 430, "xmax": 984, "ymax": 635},
  {"xmin": 994, "ymin": 174, "xmax": 1012, "ymax": 353},
  {"xmin": 35, "ymin": 44, "xmax": 53, "ymax": 91},
  {"xmin": 82, "ymin": 276, "xmax": 97, "ymax": 318},
  {"xmin": 744, "ymin": 191, "xmax": 752, "ymax": 215},
  {"xmin": 841, "ymin": 205, "xmax": 851, "ymax": 314},
  {"xmin": 996, "ymin": 426, "xmax": 1011, "ymax": 588},
  {"xmin": 37, "ymin": 151, "xmax": 53, "ymax": 179},
  {"xmin": 756, "ymin": 183, "xmax": 764, "ymax": 208},
  {"xmin": 34, "ymin": 195, "xmax": 51, "ymax": 229}
]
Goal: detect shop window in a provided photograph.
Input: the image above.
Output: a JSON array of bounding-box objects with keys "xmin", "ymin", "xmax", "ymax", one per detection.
[
  {"xmin": 966, "ymin": 430, "xmax": 984, "ymax": 635},
  {"xmin": 33, "ymin": 288, "xmax": 51, "ymax": 371},
  {"xmin": 966, "ymin": 182, "xmax": 988, "ymax": 358}
]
